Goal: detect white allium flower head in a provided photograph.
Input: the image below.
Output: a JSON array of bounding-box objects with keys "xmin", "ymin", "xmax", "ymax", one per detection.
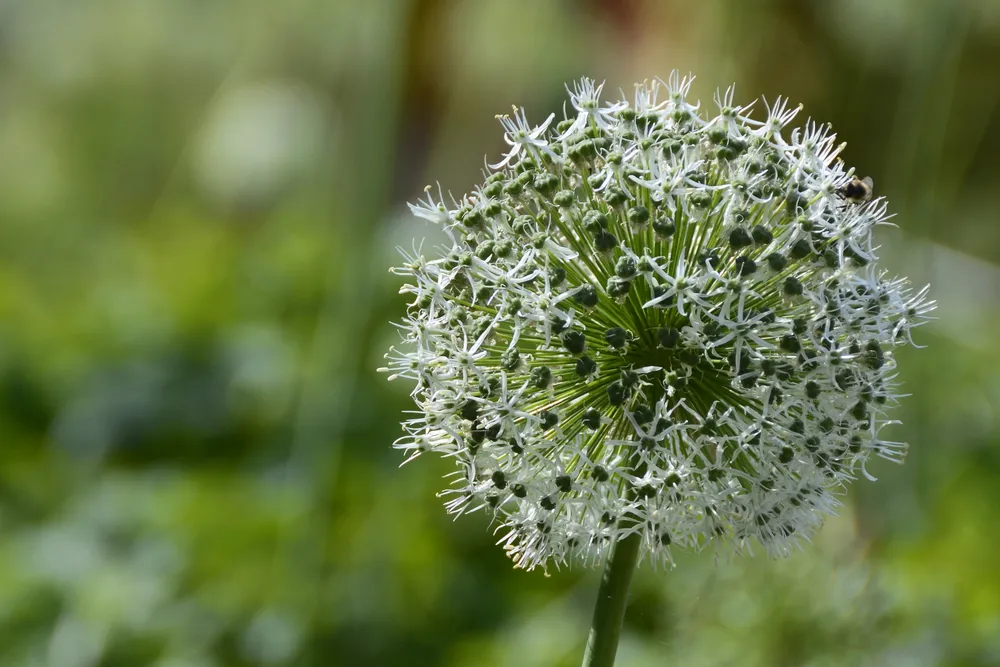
[{"xmin": 381, "ymin": 74, "xmax": 935, "ymax": 572}]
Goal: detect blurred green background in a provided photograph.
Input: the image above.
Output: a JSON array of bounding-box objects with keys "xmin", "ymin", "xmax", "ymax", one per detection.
[{"xmin": 0, "ymin": 1, "xmax": 998, "ymax": 665}]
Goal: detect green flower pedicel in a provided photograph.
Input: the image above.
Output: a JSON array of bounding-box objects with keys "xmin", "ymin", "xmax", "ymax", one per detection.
[{"xmin": 381, "ymin": 74, "xmax": 934, "ymax": 574}]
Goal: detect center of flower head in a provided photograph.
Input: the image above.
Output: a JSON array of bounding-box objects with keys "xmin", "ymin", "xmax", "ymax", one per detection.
[{"xmin": 386, "ymin": 74, "xmax": 934, "ymax": 572}]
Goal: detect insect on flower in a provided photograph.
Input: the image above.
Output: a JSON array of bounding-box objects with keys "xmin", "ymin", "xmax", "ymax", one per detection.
[
  {"xmin": 837, "ymin": 175, "xmax": 874, "ymax": 203},
  {"xmin": 380, "ymin": 74, "xmax": 934, "ymax": 572}
]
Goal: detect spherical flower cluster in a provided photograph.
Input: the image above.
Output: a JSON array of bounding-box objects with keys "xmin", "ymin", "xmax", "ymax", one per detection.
[{"xmin": 382, "ymin": 74, "xmax": 934, "ymax": 571}]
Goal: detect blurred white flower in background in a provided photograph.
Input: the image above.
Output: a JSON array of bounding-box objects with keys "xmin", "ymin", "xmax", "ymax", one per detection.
[{"xmin": 194, "ymin": 81, "xmax": 328, "ymax": 210}]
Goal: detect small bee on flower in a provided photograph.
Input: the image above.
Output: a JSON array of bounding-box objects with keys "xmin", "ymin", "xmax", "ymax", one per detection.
[
  {"xmin": 838, "ymin": 175, "xmax": 874, "ymax": 203},
  {"xmin": 381, "ymin": 74, "xmax": 933, "ymax": 572}
]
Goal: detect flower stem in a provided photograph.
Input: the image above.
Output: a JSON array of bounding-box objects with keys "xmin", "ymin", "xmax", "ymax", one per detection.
[{"xmin": 581, "ymin": 530, "xmax": 642, "ymax": 667}]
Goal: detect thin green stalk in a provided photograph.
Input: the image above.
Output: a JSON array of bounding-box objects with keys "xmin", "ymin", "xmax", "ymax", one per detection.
[{"xmin": 581, "ymin": 529, "xmax": 642, "ymax": 667}]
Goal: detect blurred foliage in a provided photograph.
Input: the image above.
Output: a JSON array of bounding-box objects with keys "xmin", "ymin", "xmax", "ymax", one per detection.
[{"xmin": 0, "ymin": 0, "xmax": 998, "ymax": 666}]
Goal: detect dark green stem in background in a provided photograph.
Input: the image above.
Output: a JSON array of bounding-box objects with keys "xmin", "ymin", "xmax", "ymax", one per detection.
[{"xmin": 581, "ymin": 530, "xmax": 642, "ymax": 667}]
